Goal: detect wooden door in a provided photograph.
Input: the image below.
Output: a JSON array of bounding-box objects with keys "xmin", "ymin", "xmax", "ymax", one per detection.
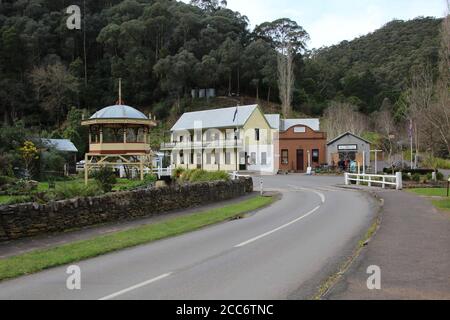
[{"xmin": 296, "ymin": 149, "xmax": 304, "ymax": 172}]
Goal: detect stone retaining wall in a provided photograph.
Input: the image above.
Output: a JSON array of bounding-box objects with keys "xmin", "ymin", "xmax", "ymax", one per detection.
[{"xmin": 0, "ymin": 178, "xmax": 253, "ymax": 241}]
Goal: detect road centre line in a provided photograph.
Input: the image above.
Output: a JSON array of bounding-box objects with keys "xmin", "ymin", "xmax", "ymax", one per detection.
[
  {"xmin": 234, "ymin": 205, "xmax": 321, "ymax": 248},
  {"xmin": 287, "ymin": 185, "xmax": 326, "ymax": 204},
  {"xmin": 99, "ymin": 273, "xmax": 172, "ymax": 300}
]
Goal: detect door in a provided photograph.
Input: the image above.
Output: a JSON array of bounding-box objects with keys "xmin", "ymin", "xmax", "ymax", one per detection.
[
  {"xmin": 296, "ymin": 149, "xmax": 304, "ymax": 172},
  {"xmin": 239, "ymin": 152, "xmax": 248, "ymax": 171}
]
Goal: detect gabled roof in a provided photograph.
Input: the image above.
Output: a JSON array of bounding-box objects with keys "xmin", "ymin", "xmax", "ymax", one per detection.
[
  {"xmin": 264, "ymin": 114, "xmax": 281, "ymax": 130},
  {"xmin": 281, "ymin": 119, "xmax": 320, "ymax": 131},
  {"xmin": 90, "ymin": 105, "xmax": 148, "ymax": 120},
  {"xmin": 171, "ymin": 105, "xmax": 258, "ymax": 131},
  {"xmin": 327, "ymin": 132, "xmax": 372, "ymax": 145},
  {"xmin": 41, "ymin": 139, "xmax": 78, "ymax": 153}
]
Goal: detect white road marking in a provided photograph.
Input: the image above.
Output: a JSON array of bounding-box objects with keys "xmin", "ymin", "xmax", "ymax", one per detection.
[
  {"xmin": 98, "ymin": 273, "xmax": 172, "ymax": 300},
  {"xmin": 288, "ymin": 185, "xmax": 326, "ymax": 204},
  {"xmin": 234, "ymin": 205, "xmax": 321, "ymax": 248}
]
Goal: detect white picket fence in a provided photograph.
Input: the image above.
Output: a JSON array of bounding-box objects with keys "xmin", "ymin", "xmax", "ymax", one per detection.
[{"xmin": 345, "ymin": 172, "xmax": 402, "ymax": 190}]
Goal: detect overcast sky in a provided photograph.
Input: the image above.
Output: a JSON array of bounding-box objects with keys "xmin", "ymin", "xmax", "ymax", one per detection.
[{"xmin": 182, "ymin": 0, "xmax": 447, "ymax": 49}]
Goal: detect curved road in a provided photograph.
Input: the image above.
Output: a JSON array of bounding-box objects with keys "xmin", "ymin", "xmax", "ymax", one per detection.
[{"xmin": 0, "ymin": 175, "xmax": 376, "ymax": 300}]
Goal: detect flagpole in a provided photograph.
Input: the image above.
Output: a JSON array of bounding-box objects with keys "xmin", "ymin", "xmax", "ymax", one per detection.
[
  {"xmin": 410, "ymin": 119, "xmax": 413, "ymax": 170},
  {"xmin": 234, "ymin": 105, "xmax": 239, "ymax": 172}
]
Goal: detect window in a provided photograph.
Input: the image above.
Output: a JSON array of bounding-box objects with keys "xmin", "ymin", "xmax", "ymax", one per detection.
[
  {"xmin": 225, "ymin": 152, "xmax": 231, "ymax": 165},
  {"xmin": 261, "ymin": 152, "xmax": 267, "ymax": 165},
  {"xmin": 255, "ymin": 128, "xmax": 260, "ymax": 141},
  {"xmin": 103, "ymin": 127, "xmax": 123, "ymax": 143},
  {"xmin": 312, "ymin": 149, "xmax": 319, "ymax": 163},
  {"xmin": 281, "ymin": 149, "xmax": 289, "ymax": 165},
  {"xmin": 250, "ymin": 152, "xmax": 257, "ymax": 165},
  {"xmin": 190, "ymin": 152, "xmax": 194, "ymax": 165},
  {"xmin": 179, "ymin": 135, "xmax": 184, "ymax": 143},
  {"xmin": 90, "ymin": 126, "xmax": 100, "ymax": 143}
]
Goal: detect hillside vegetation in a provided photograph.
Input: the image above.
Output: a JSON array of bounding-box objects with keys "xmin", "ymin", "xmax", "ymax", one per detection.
[{"xmin": 0, "ymin": 0, "xmax": 442, "ymax": 128}]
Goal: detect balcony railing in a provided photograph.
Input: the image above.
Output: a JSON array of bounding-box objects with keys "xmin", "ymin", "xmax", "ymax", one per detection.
[{"xmin": 161, "ymin": 139, "xmax": 244, "ymax": 150}]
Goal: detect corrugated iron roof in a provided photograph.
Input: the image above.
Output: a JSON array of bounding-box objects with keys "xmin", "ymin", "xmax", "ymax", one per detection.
[
  {"xmin": 281, "ymin": 119, "xmax": 320, "ymax": 131},
  {"xmin": 171, "ymin": 105, "xmax": 258, "ymax": 131},
  {"xmin": 327, "ymin": 132, "xmax": 372, "ymax": 145},
  {"xmin": 264, "ymin": 114, "xmax": 281, "ymax": 130},
  {"xmin": 41, "ymin": 139, "xmax": 78, "ymax": 153},
  {"xmin": 90, "ymin": 105, "xmax": 148, "ymax": 120}
]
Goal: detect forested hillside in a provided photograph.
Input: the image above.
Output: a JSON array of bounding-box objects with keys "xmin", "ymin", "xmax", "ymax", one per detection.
[
  {"xmin": 301, "ymin": 17, "xmax": 442, "ymax": 114},
  {"xmin": 0, "ymin": 0, "xmax": 442, "ymax": 128}
]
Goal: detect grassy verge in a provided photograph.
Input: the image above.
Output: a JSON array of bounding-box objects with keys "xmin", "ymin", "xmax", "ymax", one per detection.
[
  {"xmin": 432, "ymin": 199, "xmax": 450, "ymax": 211},
  {"xmin": 0, "ymin": 195, "xmax": 275, "ymax": 282},
  {"xmin": 313, "ymin": 193, "xmax": 383, "ymax": 300},
  {"xmin": 406, "ymin": 188, "xmax": 450, "ymax": 212},
  {"xmin": 407, "ymin": 188, "xmax": 448, "ymax": 197}
]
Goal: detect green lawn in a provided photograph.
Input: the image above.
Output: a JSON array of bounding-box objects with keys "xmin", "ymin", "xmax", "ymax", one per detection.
[
  {"xmin": 432, "ymin": 199, "xmax": 450, "ymax": 211},
  {"xmin": 407, "ymin": 188, "xmax": 448, "ymax": 197},
  {"xmin": 0, "ymin": 195, "xmax": 275, "ymax": 282},
  {"xmin": 0, "ymin": 195, "xmax": 14, "ymax": 205}
]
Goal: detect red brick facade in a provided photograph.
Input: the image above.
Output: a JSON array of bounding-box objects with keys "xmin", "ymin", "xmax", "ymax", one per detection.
[{"xmin": 278, "ymin": 125, "xmax": 327, "ymax": 172}]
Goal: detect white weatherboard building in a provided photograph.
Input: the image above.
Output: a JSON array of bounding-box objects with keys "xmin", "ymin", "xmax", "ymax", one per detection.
[{"xmin": 161, "ymin": 105, "xmax": 278, "ymax": 173}]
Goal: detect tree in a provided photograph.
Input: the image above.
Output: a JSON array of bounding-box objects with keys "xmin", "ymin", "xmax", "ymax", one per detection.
[
  {"xmin": 322, "ymin": 102, "xmax": 369, "ymax": 139},
  {"xmin": 19, "ymin": 141, "xmax": 39, "ymax": 179},
  {"xmin": 255, "ymin": 19, "xmax": 309, "ymax": 117},
  {"xmin": 215, "ymin": 37, "xmax": 242, "ymax": 96},
  {"xmin": 373, "ymin": 98, "xmax": 396, "ymax": 166},
  {"xmin": 190, "ymin": 0, "xmax": 227, "ymax": 11},
  {"xmin": 278, "ymin": 49, "xmax": 295, "ymax": 117},
  {"xmin": 30, "ymin": 62, "xmax": 80, "ymax": 126}
]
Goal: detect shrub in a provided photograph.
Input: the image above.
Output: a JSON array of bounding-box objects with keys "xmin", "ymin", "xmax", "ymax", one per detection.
[
  {"xmin": 0, "ymin": 175, "xmax": 16, "ymax": 187},
  {"xmin": 186, "ymin": 170, "xmax": 230, "ymax": 183},
  {"xmin": 412, "ymin": 173, "xmax": 421, "ymax": 182},
  {"xmin": 172, "ymin": 167, "xmax": 186, "ymax": 179},
  {"xmin": 7, "ymin": 179, "xmax": 38, "ymax": 195},
  {"xmin": 92, "ymin": 167, "xmax": 117, "ymax": 192},
  {"xmin": 54, "ymin": 182, "xmax": 103, "ymax": 200},
  {"xmin": 4, "ymin": 195, "xmax": 34, "ymax": 205},
  {"xmin": 437, "ymin": 172, "xmax": 444, "ymax": 181},
  {"xmin": 40, "ymin": 150, "xmax": 66, "ymax": 177}
]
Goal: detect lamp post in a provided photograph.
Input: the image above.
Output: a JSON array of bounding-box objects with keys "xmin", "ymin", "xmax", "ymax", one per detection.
[{"xmin": 370, "ymin": 150, "xmax": 383, "ymax": 174}]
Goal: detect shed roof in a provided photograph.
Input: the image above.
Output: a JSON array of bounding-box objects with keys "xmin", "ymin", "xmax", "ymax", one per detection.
[
  {"xmin": 90, "ymin": 105, "xmax": 148, "ymax": 120},
  {"xmin": 41, "ymin": 139, "xmax": 78, "ymax": 153},
  {"xmin": 171, "ymin": 105, "xmax": 258, "ymax": 131},
  {"xmin": 327, "ymin": 132, "xmax": 372, "ymax": 145}
]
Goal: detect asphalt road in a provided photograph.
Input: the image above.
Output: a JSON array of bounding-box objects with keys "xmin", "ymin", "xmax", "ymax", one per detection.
[{"xmin": 0, "ymin": 174, "xmax": 376, "ymax": 300}]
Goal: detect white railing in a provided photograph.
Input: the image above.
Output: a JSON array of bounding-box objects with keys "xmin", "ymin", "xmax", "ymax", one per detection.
[
  {"xmin": 345, "ymin": 172, "xmax": 402, "ymax": 190},
  {"xmin": 161, "ymin": 139, "xmax": 244, "ymax": 150},
  {"xmin": 229, "ymin": 171, "xmax": 251, "ymax": 180},
  {"xmin": 143, "ymin": 167, "xmax": 173, "ymax": 178}
]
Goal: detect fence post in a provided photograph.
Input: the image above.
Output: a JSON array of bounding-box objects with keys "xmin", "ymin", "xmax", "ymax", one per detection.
[
  {"xmin": 260, "ymin": 177, "xmax": 264, "ymax": 196},
  {"xmin": 382, "ymin": 176, "xmax": 386, "ymax": 189},
  {"xmin": 396, "ymin": 172, "xmax": 402, "ymax": 190},
  {"xmin": 368, "ymin": 175, "xmax": 371, "ymax": 187},
  {"xmin": 344, "ymin": 172, "xmax": 349, "ymax": 185}
]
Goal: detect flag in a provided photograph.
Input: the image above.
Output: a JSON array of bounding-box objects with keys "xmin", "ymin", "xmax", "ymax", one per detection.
[{"xmin": 233, "ymin": 106, "xmax": 238, "ymax": 123}]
